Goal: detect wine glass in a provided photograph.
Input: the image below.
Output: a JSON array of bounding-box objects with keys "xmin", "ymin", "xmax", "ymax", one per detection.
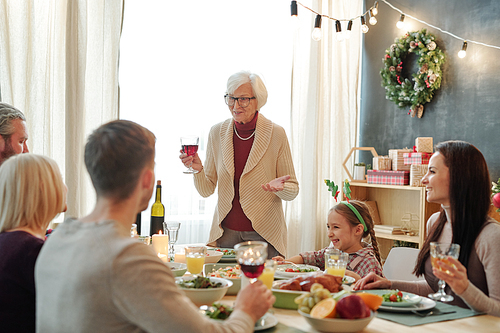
[
  {"xmin": 164, "ymin": 222, "xmax": 181, "ymax": 261},
  {"xmin": 181, "ymin": 136, "xmax": 199, "ymax": 174},
  {"xmin": 185, "ymin": 245, "xmax": 206, "ymax": 276},
  {"xmin": 428, "ymin": 242, "xmax": 461, "ymax": 302},
  {"xmin": 234, "ymin": 241, "xmax": 268, "ymax": 284}
]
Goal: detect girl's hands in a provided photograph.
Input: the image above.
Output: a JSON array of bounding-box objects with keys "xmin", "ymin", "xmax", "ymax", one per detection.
[
  {"xmin": 353, "ymin": 272, "xmax": 391, "ymax": 291},
  {"xmin": 179, "ymin": 151, "xmax": 203, "ymax": 172},
  {"xmin": 432, "ymin": 256, "xmax": 469, "ymax": 295},
  {"xmin": 261, "ymin": 175, "xmax": 290, "ymax": 192},
  {"xmin": 271, "ymin": 256, "xmax": 286, "ymax": 264}
]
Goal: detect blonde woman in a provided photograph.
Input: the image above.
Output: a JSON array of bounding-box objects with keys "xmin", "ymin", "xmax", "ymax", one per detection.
[{"xmin": 0, "ymin": 154, "xmax": 66, "ymax": 333}]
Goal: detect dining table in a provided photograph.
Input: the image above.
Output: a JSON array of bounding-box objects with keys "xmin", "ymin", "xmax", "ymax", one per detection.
[{"xmin": 218, "ymin": 294, "xmax": 500, "ymax": 332}]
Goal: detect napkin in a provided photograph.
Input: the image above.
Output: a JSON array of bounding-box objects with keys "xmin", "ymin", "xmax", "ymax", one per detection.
[{"xmin": 376, "ymin": 301, "xmax": 484, "ymax": 326}]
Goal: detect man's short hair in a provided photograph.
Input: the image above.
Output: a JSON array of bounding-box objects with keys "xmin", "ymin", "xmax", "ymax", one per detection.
[
  {"xmin": 0, "ymin": 103, "xmax": 26, "ymax": 140},
  {"xmin": 84, "ymin": 120, "xmax": 156, "ymax": 200}
]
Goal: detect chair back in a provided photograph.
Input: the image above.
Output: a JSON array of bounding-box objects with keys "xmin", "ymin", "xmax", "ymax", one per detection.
[{"xmin": 383, "ymin": 247, "xmax": 424, "ymax": 281}]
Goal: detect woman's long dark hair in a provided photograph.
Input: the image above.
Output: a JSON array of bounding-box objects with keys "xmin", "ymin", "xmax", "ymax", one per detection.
[{"xmin": 414, "ymin": 141, "xmax": 491, "ymax": 276}]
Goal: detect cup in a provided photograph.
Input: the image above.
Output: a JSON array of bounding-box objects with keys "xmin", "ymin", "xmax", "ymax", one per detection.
[
  {"xmin": 257, "ymin": 260, "xmax": 276, "ymax": 289},
  {"xmin": 185, "ymin": 245, "xmax": 206, "ymax": 275},
  {"xmin": 325, "ymin": 248, "xmax": 349, "ymax": 278}
]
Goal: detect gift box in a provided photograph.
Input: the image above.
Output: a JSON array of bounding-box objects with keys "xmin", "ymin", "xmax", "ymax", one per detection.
[
  {"xmin": 367, "ymin": 170, "xmax": 410, "ymax": 185},
  {"xmin": 372, "ymin": 156, "xmax": 392, "ymax": 171},
  {"xmin": 403, "ymin": 152, "xmax": 432, "ymax": 165},
  {"xmin": 410, "ymin": 164, "xmax": 428, "ymax": 187},
  {"xmin": 388, "ymin": 149, "xmax": 412, "ymax": 171},
  {"xmin": 415, "ymin": 137, "xmax": 433, "ymax": 153}
]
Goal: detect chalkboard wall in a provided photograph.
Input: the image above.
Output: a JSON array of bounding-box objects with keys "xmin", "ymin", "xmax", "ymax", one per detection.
[{"xmin": 359, "ymin": 0, "xmax": 500, "ymax": 182}]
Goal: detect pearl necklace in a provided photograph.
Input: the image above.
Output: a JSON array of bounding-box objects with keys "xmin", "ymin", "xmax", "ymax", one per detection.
[{"xmin": 233, "ymin": 124, "xmax": 256, "ymax": 141}]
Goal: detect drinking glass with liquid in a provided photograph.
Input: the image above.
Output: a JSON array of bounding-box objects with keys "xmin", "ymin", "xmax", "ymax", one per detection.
[
  {"xmin": 325, "ymin": 248, "xmax": 349, "ymax": 278},
  {"xmin": 185, "ymin": 245, "xmax": 206, "ymax": 276}
]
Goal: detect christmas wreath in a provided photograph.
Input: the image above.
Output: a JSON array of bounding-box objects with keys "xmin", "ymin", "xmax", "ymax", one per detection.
[{"xmin": 380, "ymin": 29, "xmax": 445, "ymax": 118}]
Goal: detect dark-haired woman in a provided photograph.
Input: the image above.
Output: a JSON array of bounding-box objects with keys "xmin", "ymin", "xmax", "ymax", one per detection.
[{"xmin": 353, "ymin": 140, "xmax": 500, "ymax": 317}]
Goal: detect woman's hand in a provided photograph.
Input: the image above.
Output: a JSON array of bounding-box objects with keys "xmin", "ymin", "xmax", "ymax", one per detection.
[
  {"xmin": 179, "ymin": 151, "xmax": 203, "ymax": 172},
  {"xmin": 352, "ymin": 272, "xmax": 391, "ymax": 291},
  {"xmin": 261, "ymin": 175, "xmax": 291, "ymax": 192},
  {"xmin": 433, "ymin": 256, "xmax": 469, "ymax": 295}
]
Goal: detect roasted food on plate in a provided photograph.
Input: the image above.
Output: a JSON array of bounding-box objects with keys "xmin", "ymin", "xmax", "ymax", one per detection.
[{"xmin": 278, "ymin": 272, "xmax": 343, "ymax": 293}]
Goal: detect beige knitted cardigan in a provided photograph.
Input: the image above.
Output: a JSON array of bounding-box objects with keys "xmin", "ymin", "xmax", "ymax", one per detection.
[{"xmin": 193, "ymin": 113, "xmax": 299, "ymax": 256}]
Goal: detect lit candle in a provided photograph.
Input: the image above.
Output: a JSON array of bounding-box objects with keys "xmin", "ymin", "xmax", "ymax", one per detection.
[{"xmin": 152, "ymin": 230, "xmax": 169, "ymax": 261}]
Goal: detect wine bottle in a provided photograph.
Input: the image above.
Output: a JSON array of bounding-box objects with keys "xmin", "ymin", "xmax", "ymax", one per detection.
[
  {"xmin": 135, "ymin": 213, "xmax": 141, "ymax": 235},
  {"xmin": 150, "ymin": 180, "xmax": 165, "ymax": 236}
]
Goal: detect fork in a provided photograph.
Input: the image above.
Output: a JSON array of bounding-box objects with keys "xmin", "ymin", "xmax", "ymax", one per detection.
[{"xmin": 412, "ymin": 309, "xmax": 456, "ymax": 317}]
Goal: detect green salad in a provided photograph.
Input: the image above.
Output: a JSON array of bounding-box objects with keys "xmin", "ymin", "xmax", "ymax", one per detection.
[
  {"xmin": 205, "ymin": 303, "xmax": 233, "ymax": 320},
  {"xmin": 382, "ymin": 289, "xmax": 404, "ymax": 302},
  {"xmin": 177, "ymin": 276, "xmax": 223, "ymax": 289}
]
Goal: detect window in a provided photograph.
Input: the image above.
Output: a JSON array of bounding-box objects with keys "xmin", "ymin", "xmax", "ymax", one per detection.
[{"xmin": 119, "ymin": 0, "xmax": 293, "ymax": 244}]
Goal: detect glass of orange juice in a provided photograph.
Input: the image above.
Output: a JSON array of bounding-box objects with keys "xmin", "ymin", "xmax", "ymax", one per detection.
[
  {"xmin": 257, "ymin": 260, "xmax": 276, "ymax": 289},
  {"xmin": 325, "ymin": 248, "xmax": 349, "ymax": 278},
  {"xmin": 185, "ymin": 246, "xmax": 206, "ymax": 276}
]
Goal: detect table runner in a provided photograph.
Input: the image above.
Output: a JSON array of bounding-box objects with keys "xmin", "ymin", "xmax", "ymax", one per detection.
[{"xmin": 376, "ymin": 301, "xmax": 484, "ymax": 326}]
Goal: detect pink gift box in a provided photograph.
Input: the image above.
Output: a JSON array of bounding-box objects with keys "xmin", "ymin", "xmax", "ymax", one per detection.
[
  {"xmin": 403, "ymin": 152, "xmax": 432, "ymax": 165},
  {"xmin": 367, "ymin": 170, "xmax": 410, "ymax": 186}
]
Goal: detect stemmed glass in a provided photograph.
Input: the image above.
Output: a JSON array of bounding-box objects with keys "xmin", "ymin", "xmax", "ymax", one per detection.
[
  {"xmin": 234, "ymin": 241, "xmax": 268, "ymax": 284},
  {"xmin": 185, "ymin": 246, "xmax": 206, "ymax": 276},
  {"xmin": 428, "ymin": 242, "xmax": 461, "ymax": 302},
  {"xmin": 163, "ymin": 222, "xmax": 181, "ymax": 261},
  {"xmin": 181, "ymin": 136, "xmax": 199, "ymax": 174}
]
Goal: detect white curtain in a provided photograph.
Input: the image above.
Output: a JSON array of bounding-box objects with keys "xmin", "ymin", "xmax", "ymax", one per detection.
[
  {"xmin": 0, "ymin": 0, "xmax": 123, "ymax": 221},
  {"xmin": 286, "ymin": 0, "xmax": 363, "ymax": 256}
]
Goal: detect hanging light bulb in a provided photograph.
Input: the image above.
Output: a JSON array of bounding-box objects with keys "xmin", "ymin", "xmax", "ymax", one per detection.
[
  {"xmin": 369, "ymin": 9, "xmax": 378, "ymax": 25},
  {"xmin": 360, "ymin": 15, "xmax": 369, "ymax": 33},
  {"xmin": 372, "ymin": 1, "xmax": 379, "ymax": 16},
  {"xmin": 458, "ymin": 41, "xmax": 468, "ymax": 58},
  {"xmin": 290, "ymin": 1, "xmax": 298, "ymax": 18},
  {"xmin": 335, "ymin": 20, "xmax": 344, "ymax": 42},
  {"xmin": 345, "ymin": 20, "xmax": 353, "ymax": 39},
  {"xmin": 312, "ymin": 14, "xmax": 322, "ymax": 41},
  {"xmin": 396, "ymin": 14, "xmax": 405, "ymax": 29}
]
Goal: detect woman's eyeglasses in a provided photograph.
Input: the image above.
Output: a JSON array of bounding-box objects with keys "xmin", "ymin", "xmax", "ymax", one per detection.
[{"xmin": 224, "ymin": 94, "xmax": 256, "ymax": 108}]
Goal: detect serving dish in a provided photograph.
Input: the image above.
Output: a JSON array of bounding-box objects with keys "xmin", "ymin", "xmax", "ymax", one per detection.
[
  {"xmin": 165, "ymin": 262, "xmax": 187, "ymax": 277},
  {"xmin": 298, "ymin": 309, "xmax": 376, "ymax": 332},
  {"xmin": 175, "ymin": 276, "xmax": 232, "ymax": 307},
  {"xmin": 357, "ymin": 289, "xmax": 422, "ymax": 307},
  {"xmin": 274, "ymin": 264, "xmax": 320, "ymax": 279},
  {"xmin": 203, "ymin": 263, "xmax": 241, "ymax": 295}
]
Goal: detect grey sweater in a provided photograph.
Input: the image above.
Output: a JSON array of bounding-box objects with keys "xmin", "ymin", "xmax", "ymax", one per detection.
[{"xmin": 35, "ymin": 218, "xmax": 254, "ymax": 333}]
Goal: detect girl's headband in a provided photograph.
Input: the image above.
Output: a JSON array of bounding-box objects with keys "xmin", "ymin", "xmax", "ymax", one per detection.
[{"xmin": 325, "ymin": 179, "xmax": 367, "ymax": 232}]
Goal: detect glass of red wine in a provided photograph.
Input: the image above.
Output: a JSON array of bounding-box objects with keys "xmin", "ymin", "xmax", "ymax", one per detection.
[
  {"xmin": 181, "ymin": 136, "xmax": 199, "ymax": 174},
  {"xmin": 234, "ymin": 241, "xmax": 268, "ymax": 284}
]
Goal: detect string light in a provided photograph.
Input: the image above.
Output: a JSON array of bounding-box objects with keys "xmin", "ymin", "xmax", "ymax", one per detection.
[
  {"xmin": 360, "ymin": 15, "xmax": 369, "ymax": 33},
  {"xmin": 290, "ymin": 1, "xmax": 298, "ymax": 17},
  {"xmin": 312, "ymin": 15, "xmax": 322, "ymax": 41},
  {"xmin": 458, "ymin": 41, "xmax": 467, "ymax": 58},
  {"xmin": 335, "ymin": 20, "xmax": 344, "ymax": 42},
  {"xmin": 396, "ymin": 14, "xmax": 405, "ymax": 29},
  {"xmin": 345, "ymin": 20, "xmax": 353, "ymax": 39},
  {"xmin": 372, "ymin": 1, "xmax": 379, "ymax": 16},
  {"xmin": 369, "ymin": 9, "xmax": 378, "ymax": 25}
]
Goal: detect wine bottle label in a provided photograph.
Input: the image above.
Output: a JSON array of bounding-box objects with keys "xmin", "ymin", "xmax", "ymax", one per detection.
[{"xmin": 150, "ymin": 216, "xmax": 164, "ymax": 236}]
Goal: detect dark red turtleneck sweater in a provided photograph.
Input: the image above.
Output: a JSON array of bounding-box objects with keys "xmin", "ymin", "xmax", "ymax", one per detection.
[{"xmin": 221, "ymin": 112, "xmax": 258, "ymax": 231}]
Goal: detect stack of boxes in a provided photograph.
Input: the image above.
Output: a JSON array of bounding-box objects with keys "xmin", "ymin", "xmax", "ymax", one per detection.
[{"xmin": 367, "ymin": 137, "xmax": 433, "ymax": 186}]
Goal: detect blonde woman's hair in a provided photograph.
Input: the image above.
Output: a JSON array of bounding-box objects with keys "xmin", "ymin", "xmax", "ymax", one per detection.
[{"xmin": 0, "ymin": 154, "xmax": 65, "ymax": 232}]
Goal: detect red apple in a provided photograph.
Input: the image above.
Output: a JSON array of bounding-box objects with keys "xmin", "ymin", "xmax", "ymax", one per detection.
[
  {"xmin": 493, "ymin": 193, "xmax": 500, "ymax": 208},
  {"xmin": 335, "ymin": 294, "xmax": 370, "ymax": 319}
]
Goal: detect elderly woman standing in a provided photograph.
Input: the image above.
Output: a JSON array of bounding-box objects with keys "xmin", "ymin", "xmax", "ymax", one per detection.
[
  {"xmin": 180, "ymin": 71, "xmax": 298, "ymax": 258},
  {"xmin": 0, "ymin": 154, "xmax": 67, "ymax": 332}
]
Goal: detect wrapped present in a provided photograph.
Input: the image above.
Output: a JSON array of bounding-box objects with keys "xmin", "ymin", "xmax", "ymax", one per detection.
[
  {"xmin": 372, "ymin": 156, "xmax": 392, "ymax": 171},
  {"xmin": 403, "ymin": 152, "xmax": 432, "ymax": 165},
  {"xmin": 388, "ymin": 148, "xmax": 412, "ymax": 171},
  {"xmin": 415, "ymin": 137, "xmax": 433, "ymax": 153},
  {"xmin": 367, "ymin": 170, "xmax": 410, "ymax": 185},
  {"xmin": 410, "ymin": 164, "xmax": 428, "ymax": 187}
]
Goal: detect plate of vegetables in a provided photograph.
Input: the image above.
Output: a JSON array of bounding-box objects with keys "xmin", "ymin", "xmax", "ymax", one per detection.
[
  {"xmin": 275, "ymin": 264, "xmax": 320, "ymax": 278},
  {"xmin": 211, "ymin": 248, "xmax": 237, "ymax": 262},
  {"xmin": 359, "ymin": 289, "xmax": 422, "ymax": 308}
]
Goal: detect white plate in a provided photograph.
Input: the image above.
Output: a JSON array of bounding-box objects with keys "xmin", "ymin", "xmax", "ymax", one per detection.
[
  {"xmin": 343, "ymin": 276, "xmax": 355, "ymax": 285},
  {"xmin": 378, "ymin": 297, "xmax": 436, "ymax": 312},
  {"xmin": 254, "ymin": 313, "xmax": 278, "ymax": 331},
  {"xmin": 274, "ymin": 264, "xmax": 320, "ymax": 278},
  {"xmin": 359, "ymin": 289, "xmax": 422, "ymax": 307}
]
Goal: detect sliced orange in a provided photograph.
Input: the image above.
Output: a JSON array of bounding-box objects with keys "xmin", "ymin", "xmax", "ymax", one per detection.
[
  {"xmin": 356, "ymin": 292, "xmax": 383, "ymax": 311},
  {"xmin": 310, "ymin": 298, "xmax": 337, "ymax": 319}
]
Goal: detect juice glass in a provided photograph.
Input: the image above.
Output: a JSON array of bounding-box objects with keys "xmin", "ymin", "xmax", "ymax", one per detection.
[
  {"xmin": 257, "ymin": 260, "xmax": 276, "ymax": 289},
  {"xmin": 325, "ymin": 248, "xmax": 349, "ymax": 278},
  {"xmin": 185, "ymin": 246, "xmax": 206, "ymax": 276}
]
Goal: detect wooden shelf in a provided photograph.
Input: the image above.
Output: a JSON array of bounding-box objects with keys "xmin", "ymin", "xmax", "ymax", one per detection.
[{"xmin": 374, "ymin": 232, "xmax": 420, "ymax": 243}]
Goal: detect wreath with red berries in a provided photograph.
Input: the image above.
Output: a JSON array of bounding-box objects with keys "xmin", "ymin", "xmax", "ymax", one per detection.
[{"xmin": 380, "ymin": 29, "xmax": 445, "ymax": 118}]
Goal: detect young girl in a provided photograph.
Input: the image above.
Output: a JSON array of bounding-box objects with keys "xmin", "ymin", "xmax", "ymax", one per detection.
[{"xmin": 273, "ymin": 200, "xmax": 383, "ymax": 280}]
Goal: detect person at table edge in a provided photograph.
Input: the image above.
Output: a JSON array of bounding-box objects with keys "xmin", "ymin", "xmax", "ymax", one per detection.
[{"xmin": 180, "ymin": 71, "xmax": 299, "ymax": 258}]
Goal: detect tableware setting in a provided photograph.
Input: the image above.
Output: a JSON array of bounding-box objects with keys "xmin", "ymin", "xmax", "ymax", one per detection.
[
  {"xmin": 175, "ymin": 276, "xmax": 232, "ymax": 307},
  {"xmin": 356, "ymin": 289, "xmax": 435, "ymax": 312},
  {"xmin": 274, "ymin": 264, "xmax": 320, "ymax": 279}
]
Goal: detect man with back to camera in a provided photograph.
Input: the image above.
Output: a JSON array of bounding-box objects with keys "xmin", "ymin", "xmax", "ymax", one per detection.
[
  {"xmin": 0, "ymin": 103, "xmax": 29, "ymax": 165},
  {"xmin": 35, "ymin": 120, "xmax": 275, "ymax": 333}
]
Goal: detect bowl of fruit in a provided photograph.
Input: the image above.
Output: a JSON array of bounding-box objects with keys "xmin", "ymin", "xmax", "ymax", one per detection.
[
  {"xmin": 175, "ymin": 276, "xmax": 232, "ymax": 307},
  {"xmin": 296, "ymin": 284, "xmax": 381, "ymax": 333}
]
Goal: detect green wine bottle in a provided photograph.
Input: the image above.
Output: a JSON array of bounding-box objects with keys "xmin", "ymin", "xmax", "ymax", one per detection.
[{"xmin": 150, "ymin": 180, "xmax": 165, "ymax": 236}]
